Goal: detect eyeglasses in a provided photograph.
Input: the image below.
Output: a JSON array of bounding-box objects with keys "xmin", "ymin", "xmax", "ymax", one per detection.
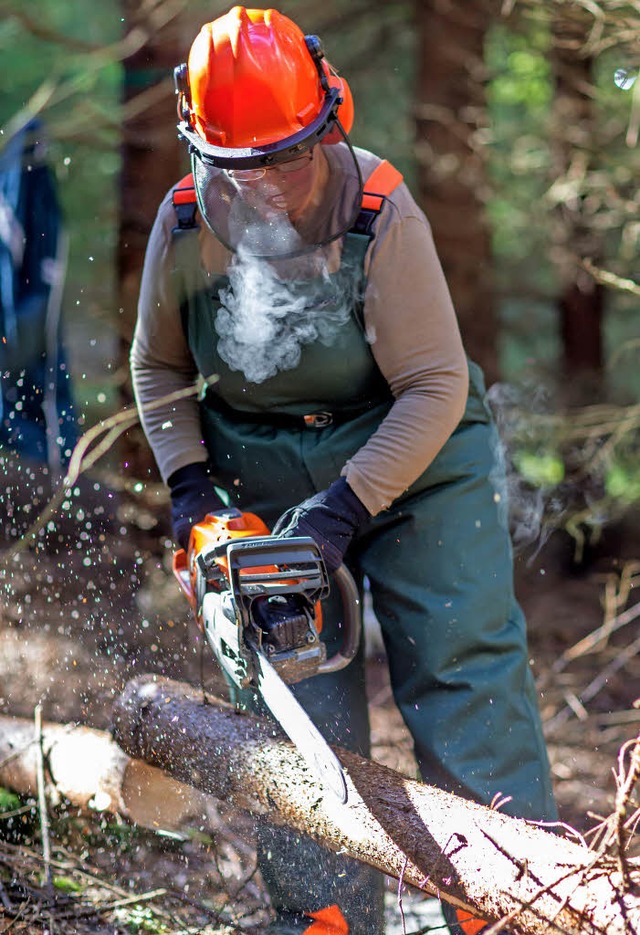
[{"xmin": 226, "ymin": 151, "xmax": 314, "ymax": 183}]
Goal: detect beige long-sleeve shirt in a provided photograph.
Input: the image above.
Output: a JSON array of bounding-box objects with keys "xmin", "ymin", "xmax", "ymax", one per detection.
[{"xmin": 131, "ymin": 144, "xmax": 469, "ymax": 516}]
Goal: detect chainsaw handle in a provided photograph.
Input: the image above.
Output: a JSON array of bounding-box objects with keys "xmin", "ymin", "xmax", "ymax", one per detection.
[{"xmin": 316, "ymin": 563, "xmax": 361, "ymax": 674}]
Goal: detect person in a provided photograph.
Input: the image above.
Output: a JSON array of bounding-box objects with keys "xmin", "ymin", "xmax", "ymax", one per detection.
[
  {"xmin": 0, "ymin": 117, "xmax": 77, "ymax": 477},
  {"xmin": 131, "ymin": 8, "xmax": 558, "ymax": 934}
]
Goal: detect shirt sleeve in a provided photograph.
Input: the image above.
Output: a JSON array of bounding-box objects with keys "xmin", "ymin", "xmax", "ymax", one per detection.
[
  {"xmin": 342, "ymin": 196, "xmax": 469, "ymax": 515},
  {"xmin": 130, "ymin": 196, "xmax": 208, "ymax": 483}
]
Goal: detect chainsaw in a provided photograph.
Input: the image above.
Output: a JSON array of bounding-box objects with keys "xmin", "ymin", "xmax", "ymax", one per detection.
[{"xmin": 172, "ymin": 507, "xmax": 361, "ymax": 803}]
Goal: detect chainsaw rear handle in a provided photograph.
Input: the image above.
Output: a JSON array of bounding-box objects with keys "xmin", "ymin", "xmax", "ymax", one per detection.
[
  {"xmin": 316, "ymin": 562, "xmax": 361, "ymax": 674},
  {"xmin": 173, "ymin": 540, "xmax": 361, "ymax": 674},
  {"xmin": 225, "ymin": 536, "xmax": 361, "ymax": 675}
]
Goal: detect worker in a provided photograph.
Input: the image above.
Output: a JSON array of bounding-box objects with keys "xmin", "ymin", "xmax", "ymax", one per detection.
[
  {"xmin": 130, "ymin": 8, "xmax": 557, "ymax": 934},
  {"xmin": 0, "ymin": 117, "xmax": 77, "ymax": 476}
]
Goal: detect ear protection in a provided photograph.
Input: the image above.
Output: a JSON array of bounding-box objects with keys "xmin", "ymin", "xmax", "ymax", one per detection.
[{"xmin": 304, "ymin": 34, "xmax": 355, "ymax": 143}]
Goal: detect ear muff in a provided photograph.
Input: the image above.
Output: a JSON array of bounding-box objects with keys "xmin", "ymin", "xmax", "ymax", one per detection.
[{"xmin": 322, "ymin": 64, "xmax": 354, "ymax": 144}]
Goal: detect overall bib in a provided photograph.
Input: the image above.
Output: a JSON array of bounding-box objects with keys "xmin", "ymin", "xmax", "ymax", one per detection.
[{"xmin": 171, "ymin": 188, "xmax": 557, "ymax": 934}]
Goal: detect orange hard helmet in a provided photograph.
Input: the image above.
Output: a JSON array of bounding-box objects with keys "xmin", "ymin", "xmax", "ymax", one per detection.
[{"xmin": 175, "ymin": 6, "xmax": 354, "ymax": 169}]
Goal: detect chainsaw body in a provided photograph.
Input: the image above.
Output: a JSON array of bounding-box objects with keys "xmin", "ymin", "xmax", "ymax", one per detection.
[
  {"xmin": 173, "ymin": 508, "xmax": 360, "ymax": 689},
  {"xmin": 173, "ymin": 507, "xmax": 360, "ymax": 801}
]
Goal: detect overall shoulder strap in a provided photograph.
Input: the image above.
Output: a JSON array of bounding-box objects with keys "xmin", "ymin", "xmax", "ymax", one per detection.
[
  {"xmin": 170, "ymin": 173, "xmax": 201, "ymax": 341},
  {"xmin": 172, "ymin": 172, "xmax": 198, "ymax": 233},
  {"xmin": 342, "ymin": 159, "xmax": 404, "ymax": 332},
  {"xmin": 351, "ymin": 159, "xmax": 404, "ymax": 237},
  {"xmin": 343, "ymin": 158, "xmax": 404, "ymax": 275}
]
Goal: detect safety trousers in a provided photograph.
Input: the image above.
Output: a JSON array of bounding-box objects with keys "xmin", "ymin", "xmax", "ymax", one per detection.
[{"xmin": 231, "ymin": 415, "xmax": 557, "ymax": 934}]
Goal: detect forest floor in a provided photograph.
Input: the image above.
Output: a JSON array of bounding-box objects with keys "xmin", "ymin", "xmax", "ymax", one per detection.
[{"xmin": 1, "ymin": 458, "xmax": 640, "ymax": 934}]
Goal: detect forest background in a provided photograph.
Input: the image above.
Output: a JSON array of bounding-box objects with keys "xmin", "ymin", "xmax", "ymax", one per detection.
[{"xmin": 3, "ymin": 0, "xmax": 640, "ymax": 547}]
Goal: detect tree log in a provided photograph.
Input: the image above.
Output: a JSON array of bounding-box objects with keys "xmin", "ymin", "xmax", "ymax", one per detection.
[
  {"xmin": 0, "ymin": 714, "xmax": 212, "ymax": 832},
  {"xmin": 110, "ymin": 675, "xmax": 640, "ymax": 935}
]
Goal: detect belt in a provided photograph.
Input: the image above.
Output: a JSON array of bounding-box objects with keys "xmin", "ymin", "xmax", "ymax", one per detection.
[{"xmin": 203, "ymin": 388, "xmax": 370, "ymax": 429}]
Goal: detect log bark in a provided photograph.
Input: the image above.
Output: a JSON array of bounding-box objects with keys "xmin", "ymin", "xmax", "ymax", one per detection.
[{"xmin": 109, "ymin": 675, "xmax": 640, "ymax": 935}]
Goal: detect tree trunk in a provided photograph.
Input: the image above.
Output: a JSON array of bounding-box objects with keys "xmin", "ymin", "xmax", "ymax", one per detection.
[
  {"xmin": 415, "ymin": 1, "xmax": 497, "ymax": 384},
  {"xmin": 117, "ymin": 1, "xmax": 194, "ymax": 479},
  {"xmin": 551, "ymin": 10, "xmax": 604, "ymax": 406},
  {"xmin": 107, "ymin": 675, "xmax": 638, "ymax": 935}
]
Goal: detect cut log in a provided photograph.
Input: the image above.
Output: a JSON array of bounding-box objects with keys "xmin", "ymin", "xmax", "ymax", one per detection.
[
  {"xmin": 0, "ymin": 714, "xmax": 211, "ymax": 831},
  {"xmin": 111, "ymin": 675, "xmax": 640, "ymax": 935}
]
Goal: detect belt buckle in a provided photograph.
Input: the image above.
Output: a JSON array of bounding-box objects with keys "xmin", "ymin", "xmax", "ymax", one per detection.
[{"xmin": 303, "ymin": 411, "xmax": 333, "ymax": 428}]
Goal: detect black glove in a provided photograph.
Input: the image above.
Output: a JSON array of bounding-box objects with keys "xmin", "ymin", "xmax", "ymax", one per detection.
[
  {"xmin": 271, "ymin": 477, "xmax": 370, "ymax": 573},
  {"xmin": 167, "ymin": 462, "xmax": 227, "ymax": 550}
]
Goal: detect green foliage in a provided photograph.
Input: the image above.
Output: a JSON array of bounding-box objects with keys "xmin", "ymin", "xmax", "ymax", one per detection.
[
  {"xmin": 53, "ymin": 874, "xmax": 85, "ymax": 893},
  {"xmin": 606, "ymin": 460, "xmax": 640, "ymax": 503},
  {"xmin": 486, "ymin": 18, "xmax": 559, "ymax": 372},
  {"xmin": 485, "ymin": 10, "xmax": 640, "ymax": 418},
  {"xmin": 114, "ymin": 905, "xmax": 168, "ymax": 934},
  {"xmin": 514, "ymin": 450, "xmax": 565, "ymax": 487},
  {"xmin": 0, "ymin": 786, "xmax": 22, "ymax": 814}
]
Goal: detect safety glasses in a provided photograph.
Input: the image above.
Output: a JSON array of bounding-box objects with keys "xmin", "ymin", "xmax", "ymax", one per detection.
[{"xmin": 226, "ymin": 151, "xmax": 314, "ymax": 183}]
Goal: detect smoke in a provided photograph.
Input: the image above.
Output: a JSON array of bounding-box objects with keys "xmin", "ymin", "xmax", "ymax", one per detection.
[
  {"xmin": 215, "ymin": 198, "xmax": 351, "ymax": 384},
  {"xmin": 487, "ymin": 382, "xmax": 566, "ymax": 557}
]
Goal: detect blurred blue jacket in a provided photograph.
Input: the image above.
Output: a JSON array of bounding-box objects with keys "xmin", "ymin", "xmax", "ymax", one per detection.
[{"xmin": 0, "ymin": 117, "xmax": 77, "ymax": 471}]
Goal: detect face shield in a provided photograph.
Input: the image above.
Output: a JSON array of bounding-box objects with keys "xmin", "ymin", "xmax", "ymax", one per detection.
[{"xmin": 188, "ymin": 125, "xmax": 362, "ymax": 259}]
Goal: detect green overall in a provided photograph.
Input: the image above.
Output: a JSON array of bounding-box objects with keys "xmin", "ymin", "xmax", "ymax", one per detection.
[{"xmin": 172, "ymin": 197, "xmax": 557, "ymax": 934}]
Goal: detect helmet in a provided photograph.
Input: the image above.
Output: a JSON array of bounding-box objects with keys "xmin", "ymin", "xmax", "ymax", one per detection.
[
  {"xmin": 174, "ymin": 7, "xmax": 362, "ymax": 258},
  {"xmin": 175, "ymin": 7, "xmax": 354, "ymax": 168}
]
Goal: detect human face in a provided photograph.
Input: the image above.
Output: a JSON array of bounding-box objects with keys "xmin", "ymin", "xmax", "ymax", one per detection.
[
  {"xmin": 225, "ymin": 149, "xmax": 321, "ymax": 222},
  {"xmin": 191, "ymin": 141, "xmax": 361, "ymax": 258}
]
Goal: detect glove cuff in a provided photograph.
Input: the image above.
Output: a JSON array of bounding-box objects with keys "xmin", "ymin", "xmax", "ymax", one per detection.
[
  {"xmin": 326, "ymin": 477, "xmax": 370, "ymax": 526},
  {"xmin": 168, "ymin": 461, "xmax": 211, "ymax": 494}
]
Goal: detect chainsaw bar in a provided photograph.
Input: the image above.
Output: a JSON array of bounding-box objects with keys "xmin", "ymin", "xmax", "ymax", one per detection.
[{"xmin": 252, "ymin": 648, "xmax": 348, "ymax": 804}]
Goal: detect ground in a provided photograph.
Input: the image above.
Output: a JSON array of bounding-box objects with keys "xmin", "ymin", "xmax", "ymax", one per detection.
[{"xmin": 1, "ymin": 458, "xmax": 640, "ymax": 933}]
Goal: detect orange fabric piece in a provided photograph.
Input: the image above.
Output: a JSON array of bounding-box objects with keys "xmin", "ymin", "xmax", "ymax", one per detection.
[
  {"xmin": 361, "ymin": 159, "xmax": 404, "ymax": 211},
  {"xmin": 455, "ymin": 908, "xmax": 488, "ymax": 935},
  {"xmin": 173, "ymin": 173, "xmax": 195, "ymax": 204},
  {"xmin": 304, "ymin": 903, "xmax": 349, "ymax": 934}
]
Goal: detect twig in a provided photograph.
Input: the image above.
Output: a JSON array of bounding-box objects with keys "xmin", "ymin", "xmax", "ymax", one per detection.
[
  {"xmin": 546, "ymin": 632, "xmax": 640, "ymax": 732},
  {"xmin": 52, "ymin": 887, "xmax": 167, "ymax": 921},
  {"xmin": 561, "ymin": 592, "xmax": 640, "ymax": 665},
  {"xmin": 398, "ymin": 853, "xmax": 409, "ymax": 935},
  {"xmin": 34, "ymin": 705, "xmax": 52, "ymax": 891}
]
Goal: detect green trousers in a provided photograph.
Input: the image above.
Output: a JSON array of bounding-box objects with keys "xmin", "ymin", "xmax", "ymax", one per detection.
[{"xmin": 201, "ymin": 359, "xmax": 557, "ymax": 932}]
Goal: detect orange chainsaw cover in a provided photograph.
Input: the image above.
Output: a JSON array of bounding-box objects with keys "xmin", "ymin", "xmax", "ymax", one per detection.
[
  {"xmin": 304, "ymin": 904, "xmax": 349, "ymax": 933},
  {"xmin": 455, "ymin": 909, "xmax": 487, "ymax": 935}
]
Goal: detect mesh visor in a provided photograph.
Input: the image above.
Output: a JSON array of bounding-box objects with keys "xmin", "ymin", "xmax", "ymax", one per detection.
[{"xmin": 191, "ymin": 138, "xmax": 363, "ymax": 258}]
